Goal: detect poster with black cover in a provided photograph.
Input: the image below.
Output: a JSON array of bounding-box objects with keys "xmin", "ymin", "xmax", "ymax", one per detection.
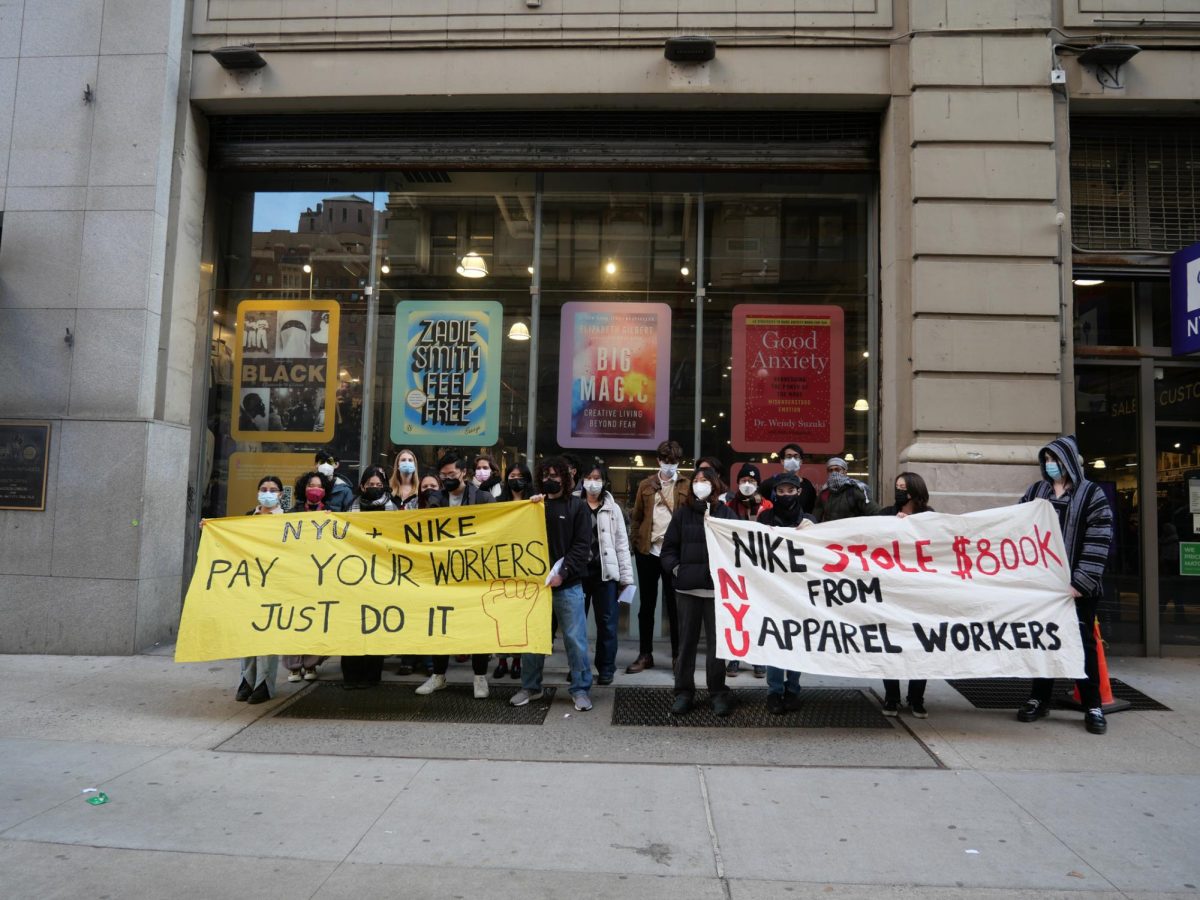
[{"xmin": 0, "ymin": 421, "xmax": 51, "ymax": 511}]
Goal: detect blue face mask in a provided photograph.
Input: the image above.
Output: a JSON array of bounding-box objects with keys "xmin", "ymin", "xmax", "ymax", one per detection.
[
  {"xmin": 397, "ymin": 460, "xmax": 416, "ymax": 476},
  {"xmin": 1044, "ymin": 461, "xmax": 1062, "ymax": 480},
  {"xmin": 257, "ymin": 490, "xmax": 280, "ymax": 508}
]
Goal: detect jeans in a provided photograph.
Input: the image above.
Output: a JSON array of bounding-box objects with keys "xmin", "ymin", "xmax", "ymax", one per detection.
[
  {"xmin": 674, "ymin": 591, "xmax": 728, "ymax": 697},
  {"xmin": 583, "ymin": 575, "xmax": 619, "ymax": 679},
  {"xmin": 634, "ymin": 551, "xmax": 678, "ymax": 657},
  {"xmin": 766, "ymin": 666, "xmax": 800, "ymax": 697},
  {"xmin": 521, "ymin": 582, "xmax": 593, "ymax": 696},
  {"xmin": 1031, "ymin": 594, "xmax": 1101, "ymax": 709},
  {"xmin": 883, "ymin": 679, "xmax": 926, "ymax": 703},
  {"xmin": 240, "ymin": 656, "xmax": 278, "ymax": 697}
]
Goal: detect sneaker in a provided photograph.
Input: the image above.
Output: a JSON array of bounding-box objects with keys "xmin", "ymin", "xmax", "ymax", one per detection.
[
  {"xmin": 1084, "ymin": 707, "xmax": 1107, "ymax": 735},
  {"xmin": 396, "ymin": 661, "xmax": 414, "ymax": 676},
  {"xmin": 493, "ymin": 658, "xmax": 509, "ymax": 679},
  {"xmin": 711, "ymin": 691, "xmax": 737, "ymax": 717},
  {"xmin": 302, "ymin": 667, "xmax": 318, "ymax": 681},
  {"xmin": 766, "ymin": 692, "xmax": 785, "ymax": 715},
  {"xmin": 908, "ymin": 697, "xmax": 927, "ymax": 718},
  {"xmin": 752, "ymin": 665, "xmax": 766, "ymax": 679},
  {"xmin": 596, "ymin": 674, "xmax": 614, "ymax": 685},
  {"xmin": 573, "ymin": 693, "xmax": 593, "ymax": 712},
  {"xmin": 473, "ymin": 675, "xmax": 489, "ymax": 699},
  {"xmin": 415, "ymin": 674, "xmax": 447, "ymax": 695},
  {"xmin": 1017, "ymin": 699, "xmax": 1048, "ymax": 722},
  {"xmin": 670, "ymin": 693, "xmax": 694, "ymax": 716},
  {"xmin": 725, "ymin": 660, "xmax": 740, "ymax": 677},
  {"xmin": 287, "ymin": 670, "xmax": 302, "ymax": 683},
  {"xmin": 510, "ymin": 688, "xmax": 544, "ymax": 707},
  {"xmin": 882, "ymin": 697, "xmax": 900, "ymax": 717}
]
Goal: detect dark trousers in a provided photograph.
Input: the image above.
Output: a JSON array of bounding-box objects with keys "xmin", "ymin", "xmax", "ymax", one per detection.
[
  {"xmin": 673, "ymin": 591, "xmax": 728, "ymax": 697},
  {"xmin": 634, "ymin": 551, "xmax": 678, "ymax": 657},
  {"xmin": 433, "ymin": 654, "xmax": 489, "ymax": 676},
  {"xmin": 883, "ymin": 679, "xmax": 926, "ymax": 703},
  {"xmin": 583, "ymin": 575, "xmax": 620, "ymax": 679},
  {"xmin": 341, "ymin": 656, "xmax": 384, "ymax": 684},
  {"xmin": 1030, "ymin": 595, "xmax": 1101, "ymax": 709}
]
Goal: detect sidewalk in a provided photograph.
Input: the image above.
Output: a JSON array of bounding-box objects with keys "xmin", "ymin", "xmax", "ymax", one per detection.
[{"xmin": 0, "ymin": 647, "xmax": 1197, "ymax": 899}]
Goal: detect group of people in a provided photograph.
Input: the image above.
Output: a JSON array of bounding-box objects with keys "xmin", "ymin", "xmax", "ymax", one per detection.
[{"xmin": 229, "ymin": 432, "xmax": 1114, "ymax": 736}]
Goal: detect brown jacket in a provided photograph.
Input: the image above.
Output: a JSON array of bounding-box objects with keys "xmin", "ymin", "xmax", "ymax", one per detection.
[{"xmin": 630, "ymin": 473, "xmax": 692, "ymax": 555}]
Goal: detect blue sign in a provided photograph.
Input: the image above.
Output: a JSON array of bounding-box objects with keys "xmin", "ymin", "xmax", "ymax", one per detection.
[{"xmin": 1170, "ymin": 241, "xmax": 1200, "ymax": 356}]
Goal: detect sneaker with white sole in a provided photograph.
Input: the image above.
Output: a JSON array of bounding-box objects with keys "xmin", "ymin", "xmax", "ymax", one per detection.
[
  {"xmin": 415, "ymin": 674, "xmax": 447, "ymax": 695},
  {"xmin": 473, "ymin": 675, "xmax": 489, "ymax": 699},
  {"xmin": 573, "ymin": 693, "xmax": 593, "ymax": 712},
  {"xmin": 302, "ymin": 668, "xmax": 318, "ymax": 681},
  {"xmin": 287, "ymin": 671, "xmax": 302, "ymax": 683},
  {"xmin": 509, "ymin": 688, "xmax": 544, "ymax": 707}
]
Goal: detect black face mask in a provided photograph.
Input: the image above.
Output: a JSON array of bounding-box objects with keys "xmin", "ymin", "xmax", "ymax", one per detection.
[
  {"xmin": 419, "ymin": 488, "xmax": 438, "ymax": 505},
  {"xmin": 441, "ymin": 477, "xmax": 461, "ymax": 493},
  {"xmin": 508, "ymin": 478, "xmax": 527, "ymax": 493},
  {"xmin": 774, "ymin": 494, "xmax": 800, "ymax": 516},
  {"xmin": 894, "ymin": 489, "xmax": 910, "ymax": 509},
  {"xmin": 541, "ymin": 479, "xmax": 562, "ymax": 496},
  {"xmin": 362, "ymin": 486, "xmax": 385, "ymax": 503}
]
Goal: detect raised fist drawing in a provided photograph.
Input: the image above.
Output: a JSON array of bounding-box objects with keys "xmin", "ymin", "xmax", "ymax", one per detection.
[{"xmin": 481, "ymin": 579, "xmax": 540, "ymax": 648}]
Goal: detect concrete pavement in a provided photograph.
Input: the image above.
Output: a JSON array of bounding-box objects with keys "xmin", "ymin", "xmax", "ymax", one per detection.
[{"xmin": 0, "ymin": 647, "xmax": 1197, "ymax": 899}]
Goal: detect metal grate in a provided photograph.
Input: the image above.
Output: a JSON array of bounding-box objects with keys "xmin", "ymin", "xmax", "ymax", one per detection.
[
  {"xmin": 1070, "ymin": 117, "xmax": 1200, "ymax": 252},
  {"xmin": 611, "ymin": 686, "xmax": 893, "ymax": 728},
  {"xmin": 209, "ymin": 110, "xmax": 879, "ymax": 171},
  {"xmin": 948, "ymin": 678, "xmax": 1170, "ymax": 711},
  {"xmin": 274, "ymin": 682, "xmax": 558, "ymax": 723}
]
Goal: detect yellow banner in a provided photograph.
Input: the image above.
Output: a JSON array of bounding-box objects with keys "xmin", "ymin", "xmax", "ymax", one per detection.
[{"xmin": 176, "ymin": 501, "xmax": 552, "ymax": 662}]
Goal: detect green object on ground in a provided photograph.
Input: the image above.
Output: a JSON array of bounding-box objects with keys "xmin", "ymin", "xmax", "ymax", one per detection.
[{"xmin": 85, "ymin": 792, "xmax": 109, "ymax": 806}]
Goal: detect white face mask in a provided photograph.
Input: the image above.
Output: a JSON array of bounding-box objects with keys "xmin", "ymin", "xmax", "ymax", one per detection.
[
  {"xmin": 317, "ymin": 463, "xmax": 335, "ymax": 478},
  {"xmin": 583, "ymin": 479, "xmax": 603, "ymax": 496},
  {"xmin": 692, "ymin": 481, "xmax": 712, "ymax": 501},
  {"xmin": 738, "ymin": 481, "xmax": 757, "ymax": 497},
  {"xmin": 659, "ymin": 462, "xmax": 678, "ymax": 479},
  {"xmin": 782, "ymin": 457, "xmax": 801, "ymax": 472}
]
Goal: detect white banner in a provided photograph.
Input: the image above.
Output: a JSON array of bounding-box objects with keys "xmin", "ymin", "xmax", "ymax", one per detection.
[{"xmin": 703, "ymin": 499, "xmax": 1085, "ymax": 679}]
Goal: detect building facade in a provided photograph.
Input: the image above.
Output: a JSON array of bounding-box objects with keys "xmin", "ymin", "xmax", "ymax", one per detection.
[{"xmin": 0, "ymin": 0, "xmax": 1197, "ymax": 656}]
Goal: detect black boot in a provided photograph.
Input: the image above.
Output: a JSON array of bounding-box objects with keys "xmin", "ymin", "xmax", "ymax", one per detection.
[
  {"xmin": 235, "ymin": 680, "xmax": 252, "ymax": 702},
  {"xmin": 246, "ymin": 682, "xmax": 271, "ymax": 704}
]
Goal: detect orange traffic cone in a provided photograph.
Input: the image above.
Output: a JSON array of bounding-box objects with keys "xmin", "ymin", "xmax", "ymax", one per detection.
[{"xmin": 1062, "ymin": 618, "xmax": 1131, "ymax": 713}]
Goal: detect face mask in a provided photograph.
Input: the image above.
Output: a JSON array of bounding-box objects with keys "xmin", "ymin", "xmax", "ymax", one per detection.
[
  {"xmin": 508, "ymin": 478, "xmax": 527, "ymax": 493},
  {"xmin": 774, "ymin": 493, "xmax": 799, "ymax": 514},
  {"xmin": 317, "ymin": 463, "xmax": 335, "ymax": 478},
  {"xmin": 693, "ymin": 481, "xmax": 712, "ymax": 501},
  {"xmin": 542, "ymin": 479, "xmax": 562, "ymax": 496},
  {"xmin": 305, "ymin": 487, "xmax": 325, "ymax": 504},
  {"xmin": 475, "ymin": 468, "xmax": 491, "ymax": 483},
  {"xmin": 397, "ymin": 460, "xmax": 416, "ymax": 476},
  {"xmin": 257, "ymin": 491, "xmax": 280, "ymax": 508},
  {"xmin": 1044, "ymin": 462, "xmax": 1062, "ymax": 480},
  {"xmin": 583, "ymin": 479, "xmax": 603, "ymax": 496},
  {"xmin": 738, "ymin": 481, "xmax": 757, "ymax": 497},
  {"xmin": 362, "ymin": 486, "xmax": 385, "ymax": 503},
  {"xmin": 894, "ymin": 489, "xmax": 910, "ymax": 509},
  {"xmin": 826, "ymin": 472, "xmax": 849, "ymax": 491},
  {"xmin": 419, "ymin": 488, "xmax": 438, "ymax": 505},
  {"xmin": 441, "ymin": 476, "xmax": 461, "ymax": 492},
  {"xmin": 782, "ymin": 457, "xmax": 801, "ymax": 473},
  {"xmin": 659, "ymin": 463, "xmax": 678, "ymax": 479}
]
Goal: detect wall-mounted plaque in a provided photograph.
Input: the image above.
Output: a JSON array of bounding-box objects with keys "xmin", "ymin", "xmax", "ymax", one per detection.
[{"xmin": 0, "ymin": 421, "xmax": 51, "ymax": 511}]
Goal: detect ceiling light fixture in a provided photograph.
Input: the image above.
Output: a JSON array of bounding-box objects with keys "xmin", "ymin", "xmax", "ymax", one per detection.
[
  {"xmin": 507, "ymin": 322, "xmax": 530, "ymax": 341},
  {"xmin": 456, "ymin": 252, "xmax": 488, "ymax": 278}
]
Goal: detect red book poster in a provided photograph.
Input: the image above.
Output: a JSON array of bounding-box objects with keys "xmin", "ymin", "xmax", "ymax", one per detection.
[{"xmin": 731, "ymin": 304, "xmax": 845, "ymax": 454}]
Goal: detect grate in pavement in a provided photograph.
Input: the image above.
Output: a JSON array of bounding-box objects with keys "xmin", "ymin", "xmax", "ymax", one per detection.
[
  {"xmin": 610, "ymin": 686, "xmax": 892, "ymax": 728},
  {"xmin": 274, "ymin": 682, "xmax": 558, "ymax": 723},
  {"xmin": 947, "ymin": 678, "xmax": 1170, "ymax": 711}
]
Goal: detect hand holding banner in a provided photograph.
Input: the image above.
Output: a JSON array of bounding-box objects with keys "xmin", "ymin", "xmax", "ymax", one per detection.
[
  {"xmin": 176, "ymin": 501, "xmax": 551, "ymax": 662},
  {"xmin": 704, "ymin": 499, "xmax": 1085, "ymax": 679}
]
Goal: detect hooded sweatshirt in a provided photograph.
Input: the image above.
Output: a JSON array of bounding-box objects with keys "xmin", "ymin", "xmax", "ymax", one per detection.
[{"xmin": 1019, "ymin": 434, "xmax": 1113, "ymax": 598}]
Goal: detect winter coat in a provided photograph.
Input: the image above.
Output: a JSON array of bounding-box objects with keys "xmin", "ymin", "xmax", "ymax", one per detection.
[
  {"xmin": 660, "ymin": 500, "xmax": 738, "ymax": 594},
  {"xmin": 1019, "ymin": 434, "xmax": 1113, "ymax": 598},
  {"xmin": 440, "ymin": 482, "xmax": 494, "ymax": 507},
  {"xmin": 630, "ymin": 474, "xmax": 692, "ymax": 555},
  {"xmin": 349, "ymin": 494, "xmax": 399, "ymax": 512},
  {"xmin": 328, "ymin": 474, "xmax": 355, "ymax": 512},
  {"xmin": 726, "ymin": 493, "xmax": 773, "ymax": 521},
  {"xmin": 586, "ymin": 492, "xmax": 635, "ymax": 584},
  {"xmin": 756, "ymin": 506, "xmax": 816, "ymax": 529},
  {"xmin": 815, "ymin": 483, "xmax": 878, "ymax": 522},
  {"xmin": 544, "ymin": 494, "xmax": 592, "ymax": 588}
]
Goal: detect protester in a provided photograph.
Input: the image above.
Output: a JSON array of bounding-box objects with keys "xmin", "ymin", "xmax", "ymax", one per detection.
[
  {"xmin": 724, "ymin": 462, "xmax": 773, "ymax": 678},
  {"xmin": 473, "ymin": 453, "xmax": 504, "ymax": 499},
  {"xmin": 877, "ymin": 471, "xmax": 933, "ymax": 717},
  {"xmin": 416, "ymin": 454, "xmax": 493, "ymax": 698},
  {"xmin": 579, "ymin": 461, "xmax": 634, "ymax": 685},
  {"xmin": 315, "ymin": 450, "xmax": 355, "ymax": 511},
  {"xmin": 1016, "ymin": 435, "xmax": 1114, "ymax": 735},
  {"xmin": 340, "ymin": 466, "xmax": 396, "ymax": 690},
  {"xmin": 494, "ymin": 462, "xmax": 534, "ymax": 680},
  {"xmin": 389, "ymin": 447, "xmax": 421, "ymax": 508},
  {"xmin": 661, "ymin": 467, "xmax": 739, "ymax": 716},
  {"xmin": 755, "ymin": 473, "xmax": 817, "ymax": 710},
  {"xmin": 695, "ymin": 456, "xmax": 727, "ymax": 502},
  {"xmin": 396, "ymin": 471, "xmax": 442, "ymax": 677},
  {"xmin": 236, "ymin": 475, "xmax": 285, "ymax": 703},
  {"xmin": 628, "ymin": 439, "xmax": 690, "ymax": 673},
  {"xmin": 511, "ymin": 457, "xmax": 594, "ymax": 711},
  {"xmin": 295, "ymin": 469, "xmax": 333, "ymax": 514},
  {"xmin": 814, "ymin": 457, "xmax": 878, "ymax": 522},
  {"xmin": 760, "ymin": 443, "xmax": 817, "ymax": 512}
]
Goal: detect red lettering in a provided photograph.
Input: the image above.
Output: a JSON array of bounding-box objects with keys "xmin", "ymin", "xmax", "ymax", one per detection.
[
  {"xmin": 848, "ymin": 544, "xmax": 870, "ymax": 570},
  {"xmin": 870, "ymin": 547, "xmax": 895, "ymax": 570},
  {"xmin": 717, "ymin": 568, "xmax": 748, "ymax": 601},
  {"xmin": 724, "ymin": 628, "xmax": 750, "ymax": 657},
  {"xmin": 823, "ymin": 544, "xmax": 850, "ymax": 574},
  {"xmin": 722, "ymin": 602, "xmax": 750, "ymax": 632},
  {"xmin": 1035, "ymin": 525, "xmax": 1063, "ymax": 569},
  {"xmin": 892, "ymin": 540, "xmax": 921, "ymax": 573},
  {"xmin": 915, "ymin": 540, "xmax": 937, "ymax": 573}
]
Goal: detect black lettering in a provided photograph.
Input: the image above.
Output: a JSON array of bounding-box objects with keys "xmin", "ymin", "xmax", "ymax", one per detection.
[
  {"xmin": 987, "ymin": 621, "xmax": 1014, "ymax": 650},
  {"xmin": 839, "ymin": 622, "xmax": 861, "ymax": 653},
  {"xmin": 282, "ymin": 520, "xmax": 303, "ymax": 542},
  {"xmin": 950, "ymin": 624, "xmax": 970, "ymax": 651},
  {"xmin": 861, "ymin": 623, "xmax": 881, "ymax": 652},
  {"xmin": 759, "ymin": 616, "xmax": 785, "ymax": 649},
  {"xmin": 1028, "ymin": 620, "xmax": 1046, "ymax": 649},
  {"xmin": 310, "ymin": 552, "xmax": 336, "ymax": 586},
  {"xmin": 1011, "ymin": 622, "xmax": 1031, "ymax": 649},
  {"xmin": 969, "ymin": 621, "xmax": 989, "ymax": 651},
  {"xmin": 361, "ymin": 605, "xmax": 381, "ymax": 634},
  {"xmin": 782, "ymin": 618, "xmax": 802, "ymax": 651},
  {"xmin": 732, "ymin": 531, "xmax": 758, "ymax": 568},
  {"xmin": 296, "ymin": 606, "xmax": 314, "ymax": 633},
  {"xmin": 206, "ymin": 559, "xmax": 232, "ymax": 591},
  {"xmin": 817, "ymin": 620, "xmax": 843, "ymax": 653},
  {"xmin": 912, "ymin": 622, "xmax": 949, "ymax": 652},
  {"xmin": 255, "ymin": 556, "xmax": 279, "ymax": 586},
  {"xmin": 250, "ymin": 603, "xmax": 280, "ymax": 632},
  {"xmin": 336, "ymin": 554, "xmax": 368, "ymax": 586},
  {"xmin": 1045, "ymin": 621, "xmax": 1062, "ymax": 650},
  {"xmin": 879, "ymin": 623, "xmax": 903, "ymax": 653},
  {"xmin": 786, "ymin": 541, "xmax": 807, "ymax": 573},
  {"xmin": 318, "ymin": 600, "xmax": 337, "ymax": 632}
]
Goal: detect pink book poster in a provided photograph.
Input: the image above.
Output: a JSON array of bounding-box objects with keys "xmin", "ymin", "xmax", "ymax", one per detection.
[
  {"xmin": 731, "ymin": 304, "xmax": 845, "ymax": 454},
  {"xmin": 557, "ymin": 302, "xmax": 671, "ymax": 449}
]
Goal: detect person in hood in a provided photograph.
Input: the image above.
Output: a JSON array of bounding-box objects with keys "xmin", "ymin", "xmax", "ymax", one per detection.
[
  {"xmin": 1016, "ymin": 435, "xmax": 1114, "ymax": 735},
  {"xmin": 759, "ymin": 443, "xmax": 817, "ymax": 512},
  {"xmin": 755, "ymin": 473, "xmax": 817, "ymax": 712},
  {"xmin": 814, "ymin": 457, "xmax": 878, "ymax": 522},
  {"xmin": 314, "ymin": 449, "xmax": 355, "ymax": 511}
]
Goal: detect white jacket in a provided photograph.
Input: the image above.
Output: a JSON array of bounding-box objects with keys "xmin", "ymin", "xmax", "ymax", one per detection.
[{"xmin": 590, "ymin": 492, "xmax": 634, "ymax": 585}]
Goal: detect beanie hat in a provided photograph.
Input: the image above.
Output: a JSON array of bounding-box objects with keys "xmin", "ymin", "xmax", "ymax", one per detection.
[{"xmin": 737, "ymin": 462, "xmax": 761, "ymax": 482}]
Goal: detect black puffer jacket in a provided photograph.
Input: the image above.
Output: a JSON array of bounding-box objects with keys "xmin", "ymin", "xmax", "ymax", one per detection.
[{"xmin": 660, "ymin": 500, "xmax": 738, "ymax": 593}]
